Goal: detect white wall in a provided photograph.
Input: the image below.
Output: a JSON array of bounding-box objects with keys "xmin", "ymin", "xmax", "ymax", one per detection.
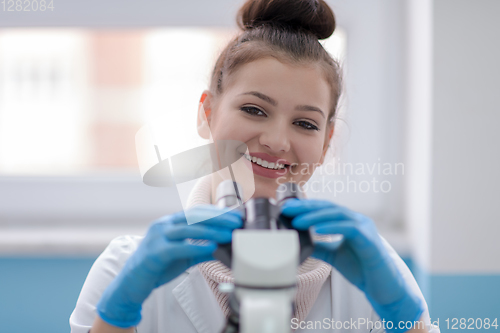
[
  {"xmin": 405, "ymin": 0, "xmax": 434, "ymax": 273},
  {"xmin": 0, "ymin": 0, "xmax": 240, "ymax": 27},
  {"xmin": 406, "ymin": 0, "xmax": 500, "ymax": 274},
  {"xmin": 431, "ymin": 0, "xmax": 500, "ymax": 273}
]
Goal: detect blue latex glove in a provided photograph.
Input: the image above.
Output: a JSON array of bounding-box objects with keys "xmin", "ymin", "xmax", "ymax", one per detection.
[
  {"xmin": 96, "ymin": 205, "xmax": 242, "ymax": 328},
  {"xmin": 281, "ymin": 199, "xmax": 424, "ymax": 332}
]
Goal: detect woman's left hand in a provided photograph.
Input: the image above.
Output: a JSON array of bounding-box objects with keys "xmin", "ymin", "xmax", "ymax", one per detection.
[{"xmin": 281, "ymin": 198, "xmax": 424, "ymax": 332}]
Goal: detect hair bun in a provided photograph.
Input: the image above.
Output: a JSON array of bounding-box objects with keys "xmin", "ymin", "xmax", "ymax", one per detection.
[{"xmin": 237, "ymin": 0, "xmax": 336, "ymax": 40}]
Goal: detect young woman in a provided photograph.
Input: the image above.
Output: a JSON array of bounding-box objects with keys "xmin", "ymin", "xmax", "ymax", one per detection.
[{"xmin": 70, "ymin": 1, "xmax": 439, "ymax": 332}]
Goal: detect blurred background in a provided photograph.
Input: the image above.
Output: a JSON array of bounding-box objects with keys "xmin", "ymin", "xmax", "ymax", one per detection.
[{"xmin": 0, "ymin": 0, "xmax": 499, "ymax": 332}]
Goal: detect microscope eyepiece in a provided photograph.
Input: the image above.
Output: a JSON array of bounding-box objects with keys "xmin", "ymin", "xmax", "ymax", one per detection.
[
  {"xmin": 216, "ymin": 180, "xmax": 244, "ymax": 209},
  {"xmin": 276, "ymin": 182, "xmax": 303, "ymax": 204},
  {"xmin": 244, "ymin": 198, "xmax": 280, "ymax": 230}
]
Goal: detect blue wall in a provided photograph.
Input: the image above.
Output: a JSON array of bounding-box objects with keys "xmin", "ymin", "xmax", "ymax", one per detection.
[
  {"xmin": 0, "ymin": 257, "xmax": 97, "ymax": 333},
  {"xmin": 429, "ymin": 275, "xmax": 500, "ymax": 332},
  {"xmin": 1, "ymin": 256, "xmax": 499, "ymax": 333},
  {"xmin": 411, "ymin": 261, "xmax": 500, "ymax": 333}
]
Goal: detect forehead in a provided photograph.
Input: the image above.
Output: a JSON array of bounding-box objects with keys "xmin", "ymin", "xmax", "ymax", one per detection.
[{"xmin": 223, "ymin": 57, "xmax": 330, "ymax": 108}]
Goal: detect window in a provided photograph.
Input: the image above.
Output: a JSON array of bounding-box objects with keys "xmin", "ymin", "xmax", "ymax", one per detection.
[
  {"xmin": 0, "ymin": 1, "xmax": 406, "ymax": 255},
  {"xmin": 0, "ymin": 28, "xmax": 345, "ymax": 176}
]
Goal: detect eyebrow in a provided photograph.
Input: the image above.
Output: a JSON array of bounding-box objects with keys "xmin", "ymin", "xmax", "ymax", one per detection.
[{"xmin": 238, "ymin": 91, "xmax": 325, "ymax": 118}]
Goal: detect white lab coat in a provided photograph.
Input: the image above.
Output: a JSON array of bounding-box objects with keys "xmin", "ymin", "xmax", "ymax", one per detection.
[{"xmin": 69, "ymin": 234, "xmax": 440, "ymax": 333}]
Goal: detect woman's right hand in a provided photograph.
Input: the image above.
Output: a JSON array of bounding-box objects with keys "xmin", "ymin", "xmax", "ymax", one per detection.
[{"xmin": 96, "ymin": 205, "xmax": 242, "ymax": 329}]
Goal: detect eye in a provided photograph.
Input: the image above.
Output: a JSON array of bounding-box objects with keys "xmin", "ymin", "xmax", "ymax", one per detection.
[
  {"xmin": 240, "ymin": 106, "xmax": 266, "ymax": 117},
  {"xmin": 294, "ymin": 120, "xmax": 320, "ymax": 131}
]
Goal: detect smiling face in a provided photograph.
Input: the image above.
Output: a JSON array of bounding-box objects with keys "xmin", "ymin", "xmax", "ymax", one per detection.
[{"xmin": 198, "ymin": 57, "xmax": 333, "ymax": 201}]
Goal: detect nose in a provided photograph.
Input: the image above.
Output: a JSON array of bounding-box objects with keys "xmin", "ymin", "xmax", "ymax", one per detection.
[{"xmin": 258, "ymin": 120, "xmax": 290, "ymax": 153}]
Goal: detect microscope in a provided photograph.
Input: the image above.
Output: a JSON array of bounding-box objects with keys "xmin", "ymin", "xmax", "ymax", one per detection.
[
  {"xmin": 214, "ymin": 180, "xmax": 314, "ymax": 333},
  {"xmin": 134, "ymin": 130, "xmax": 314, "ymax": 332}
]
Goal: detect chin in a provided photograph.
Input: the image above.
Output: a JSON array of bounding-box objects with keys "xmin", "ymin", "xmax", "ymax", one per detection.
[
  {"xmin": 251, "ymin": 177, "xmax": 279, "ymax": 199},
  {"xmin": 250, "ymin": 190, "xmax": 274, "ymax": 200}
]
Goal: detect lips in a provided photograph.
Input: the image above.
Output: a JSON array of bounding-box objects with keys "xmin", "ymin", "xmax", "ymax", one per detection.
[
  {"xmin": 245, "ymin": 152, "xmax": 292, "ymax": 167},
  {"xmin": 239, "ymin": 151, "xmax": 296, "ymax": 179}
]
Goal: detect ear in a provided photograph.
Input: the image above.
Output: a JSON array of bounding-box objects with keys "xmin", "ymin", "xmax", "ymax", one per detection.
[
  {"xmin": 197, "ymin": 90, "xmax": 213, "ymax": 140},
  {"xmin": 318, "ymin": 125, "xmax": 334, "ymax": 165}
]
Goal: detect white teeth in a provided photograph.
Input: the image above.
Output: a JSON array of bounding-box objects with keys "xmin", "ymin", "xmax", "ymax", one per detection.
[{"xmin": 243, "ymin": 154, "xmax": 286, "ymax": 170}]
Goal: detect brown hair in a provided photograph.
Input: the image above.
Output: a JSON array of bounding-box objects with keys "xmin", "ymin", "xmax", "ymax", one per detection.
[{"xmin": 209, "ymin": 0, "xmax": 342, "ymax": 127}]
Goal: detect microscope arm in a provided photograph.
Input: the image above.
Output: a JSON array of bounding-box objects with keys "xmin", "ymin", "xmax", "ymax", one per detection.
[{"xmin": 232, "ymin": 230, "xmax": 299, "ymax": 333}]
